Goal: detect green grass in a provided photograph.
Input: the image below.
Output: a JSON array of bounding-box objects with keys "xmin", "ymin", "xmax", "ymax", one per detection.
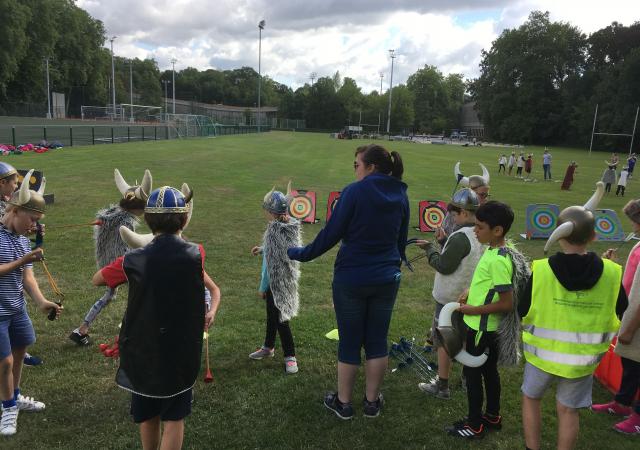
[{"xmin": 1, "ymin": 131, "xmax": 636, "ymax": 449}]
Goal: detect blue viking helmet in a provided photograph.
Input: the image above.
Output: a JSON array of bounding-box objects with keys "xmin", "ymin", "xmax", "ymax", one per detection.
[
  {"xmin": 145, "ymin": 186, "xmax": 192, "ymax": 214},
  {"xmin": 263, "ymin": 180, "xmax": 293, "ymax": 215},
  {"xmin": 0, "ymin": 162, "xmax": 17, "ymax": 180}
]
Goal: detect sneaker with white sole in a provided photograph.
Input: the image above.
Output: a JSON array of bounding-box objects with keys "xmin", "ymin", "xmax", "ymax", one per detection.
[
  {"xmin": 16, "ymin": 395, "xmax": 45, "ymax": 412},
  {"xmin": 418, "ymin": 380, "xmax": 451, "ymax": 399},
  {"xmin": 0, "ymin": 406, "xmax": 18, "ymax": 436},
  {"xmin": 285, "ymin": 357, "xmax": 298, "ymax": 374},
  {"xmin": 249, "ymin": 347, "xmax": 275, "ymax": 360}
]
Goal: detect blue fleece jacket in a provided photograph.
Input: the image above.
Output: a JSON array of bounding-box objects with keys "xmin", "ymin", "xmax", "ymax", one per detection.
[{"xmin": 287, "ymin": 172, "xmax": 409, "ymax": 286}]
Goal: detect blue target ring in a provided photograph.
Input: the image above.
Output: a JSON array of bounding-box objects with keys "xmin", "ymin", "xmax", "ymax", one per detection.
[
  {"xmin": 596, "ymin": 217, "xmax": 615, "ymax": 235},
  {"xmin": 532, "ymin": 211, "xmax": 556, "ymax": 231}
]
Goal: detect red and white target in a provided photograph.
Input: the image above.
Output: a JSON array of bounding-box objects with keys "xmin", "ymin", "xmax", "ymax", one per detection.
[
  {"xmin": 418, "ymin": 200, "xmax": 447, "ymax": 232},
  {"xmin": 288, "ymin": 190, "xmax": 317, "ymax": 223}
]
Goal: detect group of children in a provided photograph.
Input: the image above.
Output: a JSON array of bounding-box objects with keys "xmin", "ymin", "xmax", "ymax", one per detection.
[
  {"xmin": 602, "ymin": 153, "xmax": 638, "ymax": 196},
  {"xmin": 417, "ymin": 178, "xmax": 640, "ymax": 447},
  {"xmin": 499, "ymin": 151, "xmax": 535, "ymax": 180}
]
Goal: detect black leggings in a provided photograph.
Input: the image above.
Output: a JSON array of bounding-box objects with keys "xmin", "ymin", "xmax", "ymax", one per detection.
[
  {"xmin": 264, "ymin": 289, "xmax": 295, "ymax": 357},
  {"xmin": 516, "ymin": 167, "xmax": 523, "ymax": 176},
  {"xmin": 463, "ymin": 330, "xmax": 500, "ymax": 425},
  {"xmin": 615, "ymin": 357, "xmax": 640, "ymax": 413}
]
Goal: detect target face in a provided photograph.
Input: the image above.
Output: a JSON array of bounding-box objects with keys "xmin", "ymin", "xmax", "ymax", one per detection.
[
  {"xmin": 326, "ymin": 191, "xmax": 341, "ymax": 222},
  {"xmin": 594, "ymin": 209, "xmax": 624, "ymax": 241},
  {"xmin": 418, "ymin": 201, "xmax": 447, "ymax": 232},
  {"xmin": 288, "ymin": 190, "xmax": 317, "ymax": 223},
  {"xmin": 16, "ymin": 169, "xmax": 44, "ymax": 192},
  {"xmin": 525, "ymin": 204, "xmax": 560, "ymax": 238}
]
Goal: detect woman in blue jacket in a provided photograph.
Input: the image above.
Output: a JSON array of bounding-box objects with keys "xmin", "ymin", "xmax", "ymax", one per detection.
[{"xmin": 288, "ymin": 144, "xmax": 409, "ymax": 419}]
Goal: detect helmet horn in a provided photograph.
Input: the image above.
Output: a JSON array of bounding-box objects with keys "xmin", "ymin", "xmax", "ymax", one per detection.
[
  {"xmin": 114, "ymin": 169, "xmax": 130, "ymax": 196},
  {"xmin": 454, "ymin": 162, "xmax": 470, "ymax": 187},
  {"xmin": 119, "ymin": 226, "xmax": 154, "ymax": 249},
  {"xmin": 584, "ymin": 181, "xmax": 604, "ymax": 211},
  {"xmin": 18, "ymin": 169, "xmax": 33, "ymax": 206},
  {"xmin": 480, "ymin": 163, "xmax": 490, "ymax": 185},
  {"xmin": 543, "ymin": 221, "xmax": 575, "ymax": 254}
]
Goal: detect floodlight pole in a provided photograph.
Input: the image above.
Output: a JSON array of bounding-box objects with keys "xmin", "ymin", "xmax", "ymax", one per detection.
[
  {"xmin": 379, "ymin": 72, "xmax": 384, "ymax": 94},
  {"xmin": 386, "ymin": 49, "xmax": 396, "ymax": 135},
  {"xmin": 110, "ymin": 36, "xmax": 117, "ymax": 121},
  {"xmin": 171, "ymin": 59, "xmax": 177, "ymax": 114},
  {"xmin": 258, "ymin": 20, "xmax": 265, "ymax": 132},
  {"xmin": 44, "ymin": 57, "xmax": 52, "ymax": 119},
  {"xmin": 162, "ymin": 80, "xmax": 169, "ymax": 117},
  {"xmin": 129, "ymin": 59, "xmax": 134, "ymax": 122}
]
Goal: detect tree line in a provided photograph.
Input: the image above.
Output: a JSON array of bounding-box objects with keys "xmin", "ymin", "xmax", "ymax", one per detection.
[{"xmin": 1, "ymin": 2, "xmax": 638, "ymax": 150}]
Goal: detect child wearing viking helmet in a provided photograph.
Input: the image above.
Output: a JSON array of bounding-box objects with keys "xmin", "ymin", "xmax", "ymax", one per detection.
[
  {"xmin": 0, "ymin": 170, "xmax": 62, "ymax": 436},
  {"xmin": 0, "ymin": 162, "xmax": 19, "ymax": 218},
  {"xmin": 69, "ymin": 169, "xmax": 151, "ymax": 346},
  {"xmin": 249, "ymin": 182, "xmax": 302, "ymax": 374},
  {"xmin": 519, "ymin": 181, "xmax": 628, "ymax": 449}
]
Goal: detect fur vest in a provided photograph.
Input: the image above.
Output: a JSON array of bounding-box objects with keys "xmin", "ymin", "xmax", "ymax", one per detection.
[
  {"xmin": 263, "ymin": 219, "xmax": 302, "ymax": 322},
  {"xmin": 615, "ymin": 241, "xmax": 640, "ymax": 363},
  {"xmin": 94, "ymin": 205, "xmax": 139, "ymax": 268},
  {"xmin": 432, "ymin": 227, "xmax": 484, "ymax": 304}
]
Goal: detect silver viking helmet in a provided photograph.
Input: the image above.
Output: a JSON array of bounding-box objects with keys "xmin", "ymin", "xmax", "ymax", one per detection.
[
  {"xmin": 114, "ymin": 169, "xmax": 152, "ymax": 201},
  {"xmin": 543, "ymin": 181, "xmax": 604, "ymax": 254},
  {"xmin": 454, "ymin": 162, "xmax": 490, "ymax": 188},
  {"xmin": 119, "ymin": 183, "xmax": 194, "ymax": 249},
  {"xmin": 436, "ymin": 302, "xmax": 488, "ymax": 368},
  {"xmin": 451, "ymin": 188, "xmax": 479, "ymax": 211},
  {"xmin": 263, "ymin": 180, "xmax": 293, "ymax": 215},
  {"xmin": 7, "ymin": 169, "xmax": 46, "ymax": 214}
]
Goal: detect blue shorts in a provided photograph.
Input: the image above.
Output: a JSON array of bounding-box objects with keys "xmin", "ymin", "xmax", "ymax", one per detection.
[
  {"xmin": 332, "ymin": 278, "xmax": 400, "ymax": 365},
  {"xmin": 0, "ymin": 306, "xmax": 36, "ymax": 359}
]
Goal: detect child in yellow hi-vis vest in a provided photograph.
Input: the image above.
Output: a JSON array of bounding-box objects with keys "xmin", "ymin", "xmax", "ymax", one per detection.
[{"xmin": 519, "ymin": 182, "xmax": 628, "ymax": 450}]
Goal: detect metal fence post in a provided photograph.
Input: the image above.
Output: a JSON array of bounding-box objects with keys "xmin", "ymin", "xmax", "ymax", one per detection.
[
  {"xmin": 142, "ymin": 127, "xmax": 145, "ymax": 141},
  {"xmin": 111, "ymin": 127, "xmax": 114, "ymax": 144},
  {"xmin": 92, "ymin": 127, "xmax": 95, "ymax": 145},
  {"xmin": 127, "ymin": 127, "xmax": 130, "ymax": 142},
  {"xmin": 12, "ymin": 127, "xmax": 16, "ymax": 147},
  {"xmin": 154, "ymin": 126, "xmax": 157, "ymax": 140},
  {"xmin": 70, "ymin": 127, "xmax": 73, "ymax": 146},
  {"xmin": 166, "ymin": 126, "xmax": 169, "ymax": 140},
  {"xmin": 43, "ymin": 126, "xmax": 47, "ymax": 141}
]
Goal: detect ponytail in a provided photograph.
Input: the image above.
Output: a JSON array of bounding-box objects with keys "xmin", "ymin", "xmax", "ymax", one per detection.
[{"xmin": 355, "ymin": 144, "xmax": 404, "ymax": 180}]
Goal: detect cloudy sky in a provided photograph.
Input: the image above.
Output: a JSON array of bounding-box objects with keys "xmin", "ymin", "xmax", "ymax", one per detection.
[{"xmin": 77, "ymin": 0, "xmax": 639, "ymax": 92}]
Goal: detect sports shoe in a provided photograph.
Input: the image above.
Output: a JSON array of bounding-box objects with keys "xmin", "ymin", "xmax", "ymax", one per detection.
[
  {"xmin": 591, "ymin": 401, "xmax": 631, "ymax": 417},
  {"xmin": 16, "ymin": 395, "xmax": 45, "ymax": 412},
  {"xmin": 69, "ymin": 330, "xmax": 90, "ymax": 346},
  {"xmin": 23, "ymin": 353, "xmax": 43, "ymax": 366},
  {"xmin": 613, "ymin": 412, "xmax": 640, "ymax": 435},
  {"xmin": 0, "ymin": 406, "xmax": 18, "ymax": 436},
  {"xmin": 323, "ymin": 392, "xmax": 354, "ymax": 420},
  {"xmin": 418, "ymin": 380, "xmax": 450, "ymax": 399},
  {"xmin": 481, "ymin": 413, "xmax": 502, "ymax": 431},
  {"xmin": 249, "ymin": 347, "xmax": 274, "ymax": 360},
  {"xmin": 285, "ymin": 356, "xmax": 298, "ymax": 374},
  {"xmin": 363, "ymin": 393, "xmax": 384, "ymax": 418},
  {"xmin": 446, "ymin": 418, "xmax": 485, "ymax": 439}
]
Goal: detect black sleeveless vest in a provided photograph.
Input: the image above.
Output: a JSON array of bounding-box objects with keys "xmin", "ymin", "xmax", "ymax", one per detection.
[{"xmin": 116, "ymin": 233, "xmax": 205, "ymax": 398}]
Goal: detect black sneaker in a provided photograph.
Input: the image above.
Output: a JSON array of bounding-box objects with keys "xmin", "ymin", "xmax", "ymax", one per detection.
[
  {"xmin": 69, "ymin": 330, "xmax": 90, "ymax": 346},
  {"xmin": 363, "ymin": 393, "xmax": 384, "ymax": 418},
  {"xmin": 323, "ymin": 392, "xmax": 354, "ymax": 420},
  {"xmin": 446, "ymin": 418, "xmax": 485, "ymax": 439},
  {"xmin": 481, "ymin": 414, "xmax": 502, "ymax": 431}
]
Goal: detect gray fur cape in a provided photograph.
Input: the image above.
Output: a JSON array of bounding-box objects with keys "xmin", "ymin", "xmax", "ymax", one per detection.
[
  {"xmin": 263, "ymin": 218, "xmax": 302, "ymax": 322},
  {"xmin": 496, "ymin": 244, "xmax": 531, "ymax": 366},
  {"xmin": 94, "ymin": 205, "xmax": 139, "ymax": 268}
]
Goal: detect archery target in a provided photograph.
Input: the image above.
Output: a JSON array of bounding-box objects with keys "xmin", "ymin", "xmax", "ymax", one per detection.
[
  {"xmin": 525, "ymin": 204, "xmax": 560, "ymax": 238},
  {"xmin": 289, "ymin": 190, "xmax": 317, "ymax": 223},
  {"xmin": 326, "ymin": 191, "xmax": 341, "ymax": 222},
  {"xmin": 418, "ymin": 201, "xmax": 447, "ymax": 232},
  {"xmin": 16, "ymin": 169, "xmax": 44, "ymax": 192},
  {"xmin": 594, "ymin": 209, "xmax": 625, "ymax": 241}
]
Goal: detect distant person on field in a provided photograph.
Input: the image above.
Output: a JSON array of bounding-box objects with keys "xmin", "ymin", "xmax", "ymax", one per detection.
[
  {"xmin": 516, "ymin": 152, "xmax": 525, "ymax": 178},
  {"xmin": 627, "ymin": 154, "xmax": 637, "ymax": 178},
  {"xmin": 498, "ymin": 155, "xmax": 506, "ymax": 174},
  {"xmin": 520, "ymin": 182, "xmax": 627, "ymax": 450},
  {"xmin": 542, "ymin": 149, "xmax": 552, "ymax": 181},
  {"xmin": 591, "ymin": 199, "xmax": 640, "ymax": 436},
  {"xmin": 616, "ymin": 167, "xmax": 629, "ymax": 197},
  {"xmin": 602, "ymin": 165, "xmax": 617, "ymax": 194},
  {"xmin": 561, "ymin": 162, "xmax": 577, "ymax": 191},
  {"xmin": 507, "ymin": 152, "xmax": 516, "ymax": 176},
  {"xmin": 524, "ymin": 154, "xmax": 533, "ymax": 180}
]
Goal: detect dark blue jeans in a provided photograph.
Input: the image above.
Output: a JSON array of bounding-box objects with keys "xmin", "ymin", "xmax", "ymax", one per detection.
[{"xmin": 332, "ymin": 278, "xmax": 400, "ymax": 365}]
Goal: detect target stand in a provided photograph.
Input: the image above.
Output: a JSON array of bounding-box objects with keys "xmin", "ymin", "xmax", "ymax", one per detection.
[
  {"xmin": 594, "ymin": 209, "xmax": 625, "ymax": 242},
  {"xmin": 417, "ymin": 201, "xmax": 447, "ymax": 232},
  {"xmin": 17, "ymin": 169, "xmax": 54, "ymax": 204},
  {"xmin": 288, "ymin": 190, "xmax": 319, "ymax": 224},
  {"xmin": 326, "ymin": 191, "xmax": 341, "ymax": 222},
  {"xmin": 523, "ymin": 204, "xmax": 560, "ymax": 239}
]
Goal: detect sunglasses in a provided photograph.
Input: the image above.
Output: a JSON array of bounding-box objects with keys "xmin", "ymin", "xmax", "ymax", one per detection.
[{"xmin": 477, "ymin": 192, "xmax": 490, "ymax": 199}]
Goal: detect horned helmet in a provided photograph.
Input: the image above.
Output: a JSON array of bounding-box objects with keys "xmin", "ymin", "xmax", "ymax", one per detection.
[
  {"xmin": 114, "ymin": 168, "xmax": 153, "ymax": 202},
  {"xmin": 263, "ymin": 181, "xmax": 293, "ymax": 215},
  {"xmin": 7, "ymin": 169, "xmax": 46, "ymax": 214},
  {"xmin": 454, "ymin": 162, "xmax": 490, "ymax": 189}
]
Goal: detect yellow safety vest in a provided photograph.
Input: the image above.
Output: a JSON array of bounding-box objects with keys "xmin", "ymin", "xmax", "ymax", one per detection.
[{"xmin": 522, "ymin": 258, "xmax": 621, "ymax": 378}]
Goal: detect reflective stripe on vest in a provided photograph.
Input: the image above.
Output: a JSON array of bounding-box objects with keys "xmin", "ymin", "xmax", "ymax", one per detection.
[{"xmin": 522, "ymin": 258, "xmax": 621, "ymax": 378}]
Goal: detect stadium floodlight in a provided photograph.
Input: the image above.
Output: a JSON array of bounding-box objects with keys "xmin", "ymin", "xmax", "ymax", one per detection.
[
  {"xmin": 379, "ymin": 72, "xmax": 384, "ymax": 94},
  {"xmin": 257, "ymin": 20, "xmax": 265, "ymax": 132},
  {"xmin": 171, "ymin": 58, "xmax": 177, "ymax": 114},
  {"xmin": 386, "ymin": 49, "xmax": 396, "ymax": 134},
  {"xmin": 110, "ymin": 36, "xmax": 117, "ymax": 120},
  {"xmin": 161, "ymin": 80, "xmax": 170, "ymax": 116},
  {"xmin": 44, "ymin": 57, "xmax": 52, "ymax": 119},
  {"xmin": 310, "ymin": 72, "xmax": 317, "ymax": 85},
  {"xmin": 129, "ymin": 59, "xmax": 134, "ymax": 122}
]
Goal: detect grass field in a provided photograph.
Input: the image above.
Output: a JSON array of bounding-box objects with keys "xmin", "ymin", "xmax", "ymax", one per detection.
[{"xmin": 1, "ymin": 131, "xmax": 637, "ymax": 449}]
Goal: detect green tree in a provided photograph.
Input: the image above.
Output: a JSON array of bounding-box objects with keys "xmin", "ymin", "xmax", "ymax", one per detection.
[{"xmin": 0, "ymin": 0, "xmax": 31, "ymax": 99}]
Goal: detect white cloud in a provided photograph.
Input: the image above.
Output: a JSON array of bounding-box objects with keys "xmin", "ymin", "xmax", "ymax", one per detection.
[{"xmin": 76, "ymin": 0, "xmax": 639, "ymax": 93}]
